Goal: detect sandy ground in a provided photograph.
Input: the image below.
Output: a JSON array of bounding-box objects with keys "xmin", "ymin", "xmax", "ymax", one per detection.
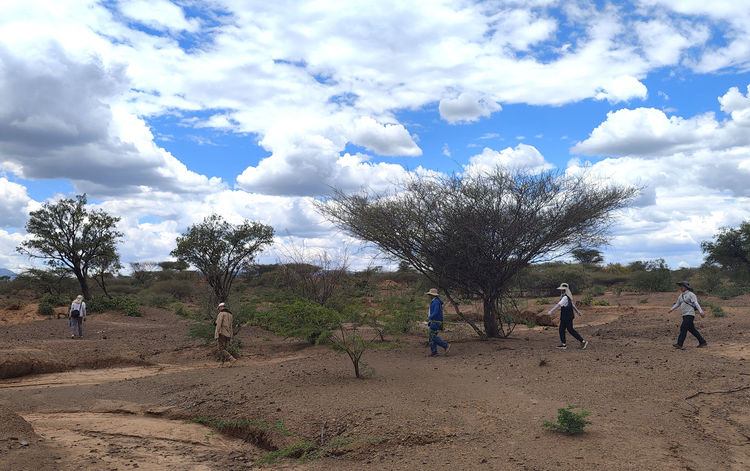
[{"xmin": 1, "ymin": 292, "xmax": 749, "ymax": 470}]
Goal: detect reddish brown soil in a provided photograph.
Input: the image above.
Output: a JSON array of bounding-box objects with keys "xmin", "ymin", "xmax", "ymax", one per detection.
[{"xmin": 1, "ymin": 292, "xmax": 749, "ymax": 470}]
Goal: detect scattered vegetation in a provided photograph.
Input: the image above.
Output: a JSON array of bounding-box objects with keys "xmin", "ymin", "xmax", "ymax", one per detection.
[
  {"xmin": 86, "ymin": 296, "xmax": 141, "ymax": 317},
  {"xmin": 702, "ymin": 301, "xmax": 726, "ymax": 318},
  {"xmin": 542, "ymin": 405, "xmax": 592, "ymax": 435}
]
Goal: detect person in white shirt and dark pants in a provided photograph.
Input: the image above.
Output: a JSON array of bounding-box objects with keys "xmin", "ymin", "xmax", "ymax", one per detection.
[
  {"xmin": 69, "ymin": 295, "xmax": 86, "ymax": 339},
  {"xmin": 548, "ymin": 283, "xmax": 588, "ymax": 350},
  {"xmin": 669, "ymin": 281, "xmax": 707, "ymax": 349}
]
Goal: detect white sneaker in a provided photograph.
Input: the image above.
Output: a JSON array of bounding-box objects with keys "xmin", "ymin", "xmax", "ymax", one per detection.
[
  {"xmin": 580, "ymin": 340, "xmax": 589, "ymax": 350},
  {"xmin": 556, "ymin": 344, "xmax": 567, "ymax": 349}
]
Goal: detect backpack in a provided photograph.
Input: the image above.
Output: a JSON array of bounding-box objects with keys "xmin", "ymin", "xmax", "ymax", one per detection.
[{"xmin": 71, "ymin": 304, "xmax": 81, "ymax": 318}]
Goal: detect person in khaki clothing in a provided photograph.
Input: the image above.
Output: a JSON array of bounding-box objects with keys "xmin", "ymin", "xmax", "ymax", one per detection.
[{"xmin": 214, "ymin": 303, "xmax": 236, "ymax": 363}]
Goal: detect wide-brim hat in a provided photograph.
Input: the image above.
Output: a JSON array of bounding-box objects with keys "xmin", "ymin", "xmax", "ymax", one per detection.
[
  {"xmin": 218, "ymin": 302, "xmax": 226, "ymax": 308},
  {"xmin": 676, "ymin": 281, "xmax": 694, "ymax": 291},
  {"xmin": 425, "ymin": 288, "xmax": 439, "ymax": 296},
  {"xmin": 556, "ymin": 283, "xmax": 569, "ymax": 290}
]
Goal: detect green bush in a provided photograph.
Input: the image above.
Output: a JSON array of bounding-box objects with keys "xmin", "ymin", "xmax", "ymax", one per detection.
[
  {"xmin": 39, "ymin": 293, "xmax": 66, "ymax": 307},
  {"xmin": 249, "ymin": 299, "xmax": 340, "ymax": 344},
  {"xmin": 578, "ymin": 295, "xmax": 593, "ymax": 306},
  {"xmin": 87, "ymin": 296, "xmax": 141, "ymax": 317},
  {"xmin": 382, "ymin": 294, "xmax": 423, "ymax": 335},
  {"xmin": 542, "ymin": 405, "xmax": 592, "ymax": 435},
  {"xmin": 585, "ymin": 285, "xmax": 605, "ymax": 296},
  {"xmin": 535, "ymin": 298, "xmax": 549, "ymax": 305},
  {"xmin": 188, "ymin": 321, "xmax": 215, "ymax": 343},
  {"xmin": 702, "ymin": 301, "xmax": 726, "ymax": 318},
  {"xmin": 592, "ymin": 299, "xmax": 609, "ymax": 306},
  {"xmin": 37, "ymin": 302, "xmax": 54, "ymax": 316},
  {"xmin": 173, "ymin": 303, "xmax": 191, "ymax": 317},
  {"xmin": 713, "ymin": 284, "xmax": 747, "ymax": 300},
  {"xmin": 145, "ymin": 294, "xmax": 174, "ymax": 308}
]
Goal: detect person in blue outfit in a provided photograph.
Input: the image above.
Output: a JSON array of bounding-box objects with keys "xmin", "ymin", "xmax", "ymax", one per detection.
[{"xmin": 426, "ymin": 288, "xmax": 450, "ymax": 356}]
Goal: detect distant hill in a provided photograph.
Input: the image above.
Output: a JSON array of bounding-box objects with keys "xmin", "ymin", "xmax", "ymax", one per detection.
[{"xmin": 0, "ymin": 268, "xmax": 16, "ymax": 280}]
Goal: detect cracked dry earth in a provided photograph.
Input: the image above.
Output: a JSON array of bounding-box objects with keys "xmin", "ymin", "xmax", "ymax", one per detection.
[{"xmin": 1, "ymin": 293, "xmax": 749, "ymax": 470}]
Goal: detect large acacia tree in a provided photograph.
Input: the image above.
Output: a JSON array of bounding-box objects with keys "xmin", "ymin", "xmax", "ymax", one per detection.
[
  {"xmin": 318, "ymin": 169, "xmax": 636, "ymax": 338},
  {"xmin": 701, "ymin": 221, "xmax": 750, "ymax": 277},
  {"xmin": 171, "ymin": 214, "xmax": 274, "ymax": 303},
  {"xmin": 17, "ymin": 194, "xmax": 123, "ymax": 300}
]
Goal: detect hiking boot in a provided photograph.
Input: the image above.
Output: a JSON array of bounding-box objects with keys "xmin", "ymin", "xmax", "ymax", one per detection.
[
  {"xmin": 556, "ymin": 344, "xmax": 567, "ymax": 350},
  {"xmin": 430, "ymin": 352, "xmax": 439, "ymax": 357},
  {"xmin": 697, "ymin": 342, "xmax": 707, "ymax": 348},
  {"xmin": 444, "ymin": 344, "xmax": 451, "ymax": 355},
  {"xmin": 580, "ymin": 340, "xmax": 589, "ymax": 350},
  {"xmin": 673, "ymin": 343, "xmax": 683, "ymax": 349}
]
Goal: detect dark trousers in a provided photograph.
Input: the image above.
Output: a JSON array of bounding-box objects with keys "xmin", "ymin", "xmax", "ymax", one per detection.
[
  {"xmin": 677, "ymin": 315, "xmax": 706, "ymax": 346},
  {"xmin": 559, "ymin": 313, "xmax": 583, "ymax": 344}
]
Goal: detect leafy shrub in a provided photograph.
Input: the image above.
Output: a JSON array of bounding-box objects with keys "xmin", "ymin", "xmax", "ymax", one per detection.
[
  {"xmin": 40, "ymin": 293, "xmax": 66, "ymax": 307},
  {"xmin": 249, "ymin": 299, "xmax": 340, "ymax": 344},
  {"xmin": 382, "ymin": 294, "xmax": 423, "ymax": 335},
  {"xmin": 87, "ymin": 296, "xmax": 141, "ymax": 317},
  {"xmin": 535, "ymin": 298, "xmax": 549, "ymax": 305},
  {"xmin": 145, "ymin": 294, "xmax": 174, "ymax": 308},
  {"xmin": 628, "ymin": 259, "xmax": 673, "ymax": 292},
  {"xmin": 542, "ymin": 405, "xmax": 592, "ymax": 435},
  {"xmin": 149, "ymin": 279, "xmax": 194, "ymax": 300},
  {"xmin": 37, "ymin": 302, "xmax": 54, "ymax": 316},
  {"xmin": 713, "ymin": 284, "xmax": 747, "ymax": 300},
  {"xmin": 592, "ymin": 299, "xmax": 609, "ymax": 306},
  {"xmin": 702, "ymin": 301, "xmax": 726, "ymax": 318},
  {"xmin": 578, "ymin": 295, "xmax": 593, "ymax": 306},
  {"xmin": 525, "ymin": 321, "xmax": 536, "ymax": 328},
  {"xmin": 173, "ymin": 303, "xmax": 191, "ymax": 317},
  {"xmin": 585, "ymin": 285, "xmax": 605, "ymax": 296},
  {"xmin": 638, "ymin": 298, "xmax": 649, "ymax": 304},
  {"xmin": 188, "ymin": 321, "xmax": 215, "ymax": 343}
]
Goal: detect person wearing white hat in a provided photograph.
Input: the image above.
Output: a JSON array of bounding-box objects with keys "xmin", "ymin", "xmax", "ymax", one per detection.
[
  {"xmin": 426, "ymin": 288, "xmax": 450, "ymax": 356},
  {"xmin": 548, "ymin": 283, "xmax": 588, "ymax": 350},
  {"xmin": 214, "ymin": 302, "xmax": 236, "ymax": 363}
]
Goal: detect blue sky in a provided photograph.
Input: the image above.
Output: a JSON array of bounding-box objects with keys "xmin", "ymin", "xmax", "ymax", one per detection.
[{"xmin": 1, "ymin": 0, "xmax": 750, "ymax": 272}]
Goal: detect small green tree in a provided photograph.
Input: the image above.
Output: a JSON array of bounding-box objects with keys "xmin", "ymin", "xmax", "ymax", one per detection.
[
  {"xmin": 571, "ymin": 248, "xmax": 604, "ymax": 265},
  {"xmin": 17, "ymin": 194, "xmax": 122, "ymax": 300},
  {"xmin": 171, "ymin": 214, "xmax": 274, "ymax": 304},
  {"xmin": 542, "ymin": 405, "xmax": 592, "ymax": 435}
]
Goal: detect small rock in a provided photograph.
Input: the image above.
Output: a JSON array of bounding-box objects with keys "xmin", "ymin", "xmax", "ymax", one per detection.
[{"xmin": 20, "ymin": 440, "xmax": 29, "ymax": 446}]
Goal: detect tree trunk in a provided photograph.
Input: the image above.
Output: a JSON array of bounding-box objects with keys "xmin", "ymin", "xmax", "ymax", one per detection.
[
  {"xmin": 483, "ymin": 298, "xmax": 500, "ymax": 338},
  {"xmin": 441, "ymin": 290, "xmax": 486, "ymax": 339},
  {"xmin": 73, "ymin": 268, "xmax": 91, "ymax": 300}
]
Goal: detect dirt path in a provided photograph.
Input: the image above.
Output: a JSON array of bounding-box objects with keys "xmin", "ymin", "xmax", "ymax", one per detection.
[
  {"xmin": 23, "ymin": 412, "xmax": 260, "ymax": 470},
  {"xmin": 2, "ymin": 293, "xmax": 749, "ymax": 470}
]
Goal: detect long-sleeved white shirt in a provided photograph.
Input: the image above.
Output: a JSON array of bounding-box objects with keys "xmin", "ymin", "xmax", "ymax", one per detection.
[
  {"xmin": 69, "ymin": 301, "xmax": 86, "ymax": 318},
  {"xmin": 670, "ymin": 291, "xmax": 703, "ymax": 316},
  {"xmin": 548, "ymin": 295, "xmax": 582, "ymax": 316}
]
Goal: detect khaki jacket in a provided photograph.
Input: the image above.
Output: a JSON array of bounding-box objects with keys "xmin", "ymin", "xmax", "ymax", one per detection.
[{"xmin": 214, "ymin": 310, "xmax": 233, "ymax": 339}]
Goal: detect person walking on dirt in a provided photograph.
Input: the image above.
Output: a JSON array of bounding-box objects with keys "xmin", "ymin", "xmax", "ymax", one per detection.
[
  {"xmin": 69, "ymin": 295, "xmax": 86, "ymax": 339},
  {"xmin": 669, "ymin": 281, "xmax": 707, "ymax": 349},
  {"xmin": 426, "ymin": 289, "xmax": 450, "ymax": 356},
  {"xmin": 548, "ymin": 283, "xmax": 588, "ymax": 350},
  {"xmin": 214, "ymin": 303, "xmax": 236, "ymax": 363}
]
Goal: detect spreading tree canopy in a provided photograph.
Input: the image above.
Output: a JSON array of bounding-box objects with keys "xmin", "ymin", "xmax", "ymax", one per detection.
[
  {"xmin": 701, "ymin": 221, "xmax": 750, "ymax": 277},
  {"xmin": 317, "ymin": 169, "xmax": 636, "ymax": 338},
  {"xmin": 171, "ymin": 214, "xmax": 275, "ymax": 303},
  {"xmin": 17, "ymin": 194, "xmax": 122, "ymax": 300}
]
